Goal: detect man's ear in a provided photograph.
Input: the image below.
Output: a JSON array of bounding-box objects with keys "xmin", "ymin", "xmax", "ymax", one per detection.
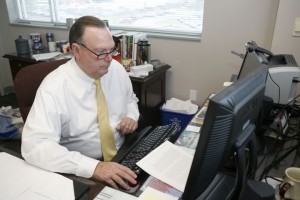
[{"xmin": 71, "ymin": 43, "xmax": 80, "ymax": 57}]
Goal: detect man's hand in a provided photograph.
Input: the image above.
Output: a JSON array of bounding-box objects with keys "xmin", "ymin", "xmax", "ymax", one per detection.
[
  {"xmin": 117, "ymin": 117, "xmax": 138, "ymax": 134},
  {"xmin": 92, "ymin": 162, "xmax": 137, "ymax": 190}
]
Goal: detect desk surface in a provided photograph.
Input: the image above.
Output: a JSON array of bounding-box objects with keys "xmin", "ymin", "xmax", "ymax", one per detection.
[
  {"xmin": 2, "ymin": 92, "xmax": 297, "ymax": 199},
  {"xmin": 3, "ymin": 52, "xmax": 170, "ymax": 81},
  {"xmin": 3, "ymin": 52, "xmax": 170, "ymax": 128},
  {"xmin": 0, "ymin": 140, "xmax": 93, "ymax": 199},
  {"xmin": 3, "ymin": 50, "xmax": 49, "ymax": 63},
  {"xmin": 0, "ymin": 140, "xmax": 161, "ymax": 200},
  {"xmin": 0, "ymin": 95, "xmax": 198, "ymax": 200}
]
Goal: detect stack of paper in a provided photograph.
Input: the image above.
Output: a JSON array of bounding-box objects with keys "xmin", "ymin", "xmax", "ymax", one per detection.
[
  {"xmin": 32, "ymin": 52, "xmax": 62, "ymax": 61},
  {"xmin": 137, "ymin": 141, "xmax": 193, "ymax": 192},
  {"xmin": 0, "ymin": 152, "xmax": 74, "ymax": 200},
  {"xmin": 162, "ymin": 98, "xmax": 198, "ymax": 114}
]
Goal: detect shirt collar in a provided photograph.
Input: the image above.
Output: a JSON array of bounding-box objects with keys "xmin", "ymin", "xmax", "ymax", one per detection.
[{"xmin": 70, "ymin": 58, "xmax": 95, "ymax": 90}]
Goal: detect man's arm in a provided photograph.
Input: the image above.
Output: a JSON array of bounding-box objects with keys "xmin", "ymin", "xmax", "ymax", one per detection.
[
  {"xmin": 21, "ymin": 87, "xmax": 99, "ymax": 178},
  {"xmin": 119, "ymin": 62, "xmax": 140, "ymax": 134}
]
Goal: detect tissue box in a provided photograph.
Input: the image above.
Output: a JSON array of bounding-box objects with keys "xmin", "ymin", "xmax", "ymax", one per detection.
[
  {"xmin": 160, "ymin": 106, "xmax": 196, "ymax": 135},
  {"xmin": 131, "ymin": 64, "xmax": 153, "ymax": 76}
]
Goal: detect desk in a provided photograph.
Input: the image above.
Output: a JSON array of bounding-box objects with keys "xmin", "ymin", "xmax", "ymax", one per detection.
[
  {"xmin": 131, "ymin": 64, "xmax": 170, "ymax": 126},
  {"xmin": 0, "ymin": 104, "xmax": 196, "ymax": 199},
  {"xmin": 3, "ymin": 52, "xmax": 170, "ymax": 127},
  {"xmin": 0, "ymin": 138, "xmax": 151, "ymax": 200},
  {"xmin": 0, "ymin": 139, "xmax": 102, "ymax": 200},
  {"xmin": 3, "ymin": 52, "xmax": 44, "ymax": 80}
]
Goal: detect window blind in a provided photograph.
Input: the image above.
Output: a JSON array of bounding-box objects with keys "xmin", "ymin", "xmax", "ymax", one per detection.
[{"xmin": 6, "ymin": 0, "xmax": 204, "ymax": 40}]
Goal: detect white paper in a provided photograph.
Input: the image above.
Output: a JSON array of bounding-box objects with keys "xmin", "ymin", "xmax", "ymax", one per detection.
[
  {"xmin": 93, "ymin": 186, "xmax": 137, "ymax": 200},
  {"xmin": 136, "ymin": 141, "xmax": 193, "ymax": 192},
  {"xmin": 0, "ymin": 152, "xmax": 74, "ymax": 200},
  {"xmin": 185, "ymin": 125, "xmax": 201, "ymax": 132},
  {"xmin": 32, "ymin": 52, "xmax": 62, "ymax": 61},
  {"xmin": 138, "ymin": 187, "xmax": 177, "ymax": 200},
  {"xmin": 162, "ymin": 98, "xmax": 198, "ymax": 114}
]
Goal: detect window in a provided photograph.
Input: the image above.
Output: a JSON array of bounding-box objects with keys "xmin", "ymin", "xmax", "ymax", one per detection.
[{"xmin": 6, "ymin": 0, "xmax": 204, "ymax": 40}]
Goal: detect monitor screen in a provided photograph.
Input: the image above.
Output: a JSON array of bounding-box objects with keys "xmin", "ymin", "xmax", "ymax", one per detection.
[
  {"xmin": 237, "ymin": 50, "xmax": 268, "ymax": 80},
  {"xmin": 181, "ymin": 66, "xmax": 268, "ymax": 200}
]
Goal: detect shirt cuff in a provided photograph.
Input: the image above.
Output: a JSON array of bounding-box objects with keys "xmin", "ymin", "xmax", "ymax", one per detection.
[
  {"xmin": 76, "ymin": 156, "xmax": 100, "ymax": 178},
  {"xmin": 126, "ymin": 102, "xmax": 139, "ymax": 121}
]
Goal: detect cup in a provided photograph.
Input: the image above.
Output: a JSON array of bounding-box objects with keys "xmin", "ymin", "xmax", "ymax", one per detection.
[
  {"xmin": 15, "ymin": 36, "xmax": 30, "ymax": 55},
  {"xmin": 28, "ymin": 39, "xmax": 33, "ymax": 52},
  {"xmin": 62, "ymin": 42, "xmax": 70, "ymax": 53},
  {"xmin": 32, "ymin": 41, "xmax": 43, "ymax": 50},
  {"xmin": 279, "ymin": 167, "xmax": 300, "ymax": 200},
  {"xmin": 103, "ymin": 20, "xmax": 109, "ymax": 29},
  {"xmin": 48, "ymin": 41, "xmax": 56, "ymax": 52},
  {"xmin": 122, "ymin": 59, "xmax": 131, "ymax": 72},
  {"xmin": 66, "ymin": 18, "xmax": 74, "ymax": 28},
  {"xmin": 136, "ymin": 39, "xmax": 151, "ymax": 65},
  {"xmin": 46, "ymin": 32, "xmax": 54, "ymax": 43},
  {"xmin": 57, "ymin": 40, "xmax": 68, "ymax": 53},
  {"xmin": 30, "ymin": 33, "xmax": 42, "ymax": 43}
]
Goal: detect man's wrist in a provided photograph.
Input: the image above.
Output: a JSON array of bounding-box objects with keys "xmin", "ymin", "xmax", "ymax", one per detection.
[{"xmin": 92, "ymin": 161, "xmax": 104, "ymax": 179}]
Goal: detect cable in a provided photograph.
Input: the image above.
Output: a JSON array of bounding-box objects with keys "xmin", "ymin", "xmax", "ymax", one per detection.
[
  {"xmin": 291, "ymin": 127, "xmax": 300, "ymax": 166},
  {"xmin": 268, "ymin": 72, "xmax": 281, "ymax": 104},
  {"xmin": 256, "ymin": 80, "xmax": 300, "ymax": 181},
  {"xmin": 287, "ymin": 94, "xmax": 300, "ymax": 106},
  {"xmin": 263, "ymin": 118, "xmax": 300, "ymax": 180},
  {"xmin": 259, "ymin": 144, "xmax": 299, "ymax": 181},
  {"xmin": 257, "ymin": 119, "xmax": 300, "ymax": 181},
  {"xmin": 265, "ymin": 175, "xmax": 283, "ymax": 183},
  {"xmin": 257, "ymin": 133, "xmax": 285, "ymax": 181}
]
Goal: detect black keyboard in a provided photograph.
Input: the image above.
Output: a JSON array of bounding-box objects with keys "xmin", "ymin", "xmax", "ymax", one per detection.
[{"xmin": 112, "ymin": 124, "xmax": 178, "ymax": 174}]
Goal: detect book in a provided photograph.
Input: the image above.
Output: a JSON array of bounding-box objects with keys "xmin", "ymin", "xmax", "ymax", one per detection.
[
  {"xmin": 112, "ymin": 31, "xmax": 147, "ymax": 66},
  {"xmin": 122, "ymin": 32, "xmax": 135, "ymax": 60},
  {"xmin": 112, "ymin": 31, "xmax": 124, "ymax": 59}
]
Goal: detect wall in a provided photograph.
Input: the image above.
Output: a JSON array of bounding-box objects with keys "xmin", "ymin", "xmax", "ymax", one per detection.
[
  {"xmin": 271, "ymin": 0, "xmax": 300, "ymax": 96},
  {"xmin": 2, "ymin": 0, "xmax": 297, "ymax": 106},
  {"xmin": 0, "ymin": 2, "xmax": 12, "ymax": 95},
  {"xmin": 0, "ymin": 31, "xmax": 5, "ymax": 95},
  {"xmin": 151, "ymin": 0, "xmax": 278, "ymax": 104},
  {"xmin": 271, "ymin": 0, "xmax": 300, "ymax": 60}
]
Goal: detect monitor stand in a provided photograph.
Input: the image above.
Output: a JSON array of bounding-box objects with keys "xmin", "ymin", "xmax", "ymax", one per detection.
[{"xmin": 196, "ymin": 124, "xmax": 274, "ymax": 200}]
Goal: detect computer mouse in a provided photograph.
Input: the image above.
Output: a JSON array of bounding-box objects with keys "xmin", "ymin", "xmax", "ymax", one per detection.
[{"xmin": 118, "ymin": 180, "xmax": 140, "ymax": 194}]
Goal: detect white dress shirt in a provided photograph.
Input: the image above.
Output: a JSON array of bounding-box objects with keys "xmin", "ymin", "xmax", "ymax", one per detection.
[{"xmin": 21, "ymin": 58, "xmax": 139, "ymax": 178}]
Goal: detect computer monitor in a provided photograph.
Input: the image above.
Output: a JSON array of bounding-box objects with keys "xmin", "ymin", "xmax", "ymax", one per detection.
[
  {"xmin": 237, "ymin": 41, "xmax": 270, "ymax": 80},
  {"xmin": 181, "ymin": 66, "xmax": 268, "ymax": 200},
  {"xmin": 237, "ymin": 41, "xmax": 299, "ymax": 105}
]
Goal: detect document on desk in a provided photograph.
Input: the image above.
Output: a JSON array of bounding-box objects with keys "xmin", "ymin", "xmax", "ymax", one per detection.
[
  {"xmin": 136, "ymin": 141, "xmax": 193, "ymax": 192},
  {"xmin": 32, "ymin": 52, "xmax": 62, "ymax": 61},
  {"xmin": 94, "ymin": 186, "xmax": 137, "ymax": 200},
  {"xmin": 138, "ymin": 187, "xmax": 177, "ymax": 200},
  {"xmin": 0, "ymin": 152, "xmax": 74, "ymax": 200}
]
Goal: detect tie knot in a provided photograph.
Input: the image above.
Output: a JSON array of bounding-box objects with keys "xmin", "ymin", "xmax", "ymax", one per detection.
[{"xmin": 94, "ymin": 79, "xmax": 101, "ymax": 89}]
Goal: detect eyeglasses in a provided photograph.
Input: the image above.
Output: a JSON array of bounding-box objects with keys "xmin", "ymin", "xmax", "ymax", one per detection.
[{"xmin": 79, "ymin": 43, "xmax": 118, "ymax": 60}]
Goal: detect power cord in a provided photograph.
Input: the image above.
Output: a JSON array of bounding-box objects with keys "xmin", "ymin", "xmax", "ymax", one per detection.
[
  {"xmin": 257, "ymin": 110, "xmax": 300, "ymax": 181},
  {"xmin": 268, "ymin": 72, "xmax": 281, "ymax": 105}
]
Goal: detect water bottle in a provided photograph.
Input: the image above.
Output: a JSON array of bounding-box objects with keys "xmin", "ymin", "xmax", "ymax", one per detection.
[
  {"xmin": 15, "ymin": 36, "xmax": 30, "ymax": 55},
  {"xmin": 136, "ymin": 39, "xmax": 151, "ymax": 65}
]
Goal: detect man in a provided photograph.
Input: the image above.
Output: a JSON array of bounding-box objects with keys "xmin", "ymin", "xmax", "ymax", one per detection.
[{"xmin": 21, "ymin": 16, "xmax": 139, "ymax": 190}]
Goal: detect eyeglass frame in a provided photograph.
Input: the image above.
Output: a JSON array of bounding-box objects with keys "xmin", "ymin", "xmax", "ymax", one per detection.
[{"xmin": 78, "ymin": 43, "xmax": 118, "ymax": 60}]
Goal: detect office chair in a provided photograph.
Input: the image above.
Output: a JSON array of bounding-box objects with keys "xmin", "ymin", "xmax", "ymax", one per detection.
[{"xmin": 14, "ymin": 59, "xmax": 70, "ymax": 122}]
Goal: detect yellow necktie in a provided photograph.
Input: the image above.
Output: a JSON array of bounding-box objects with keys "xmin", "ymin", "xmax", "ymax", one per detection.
[{"xmin": 94, "ymin": 79, "xmax": 117, "ymax": 161}]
